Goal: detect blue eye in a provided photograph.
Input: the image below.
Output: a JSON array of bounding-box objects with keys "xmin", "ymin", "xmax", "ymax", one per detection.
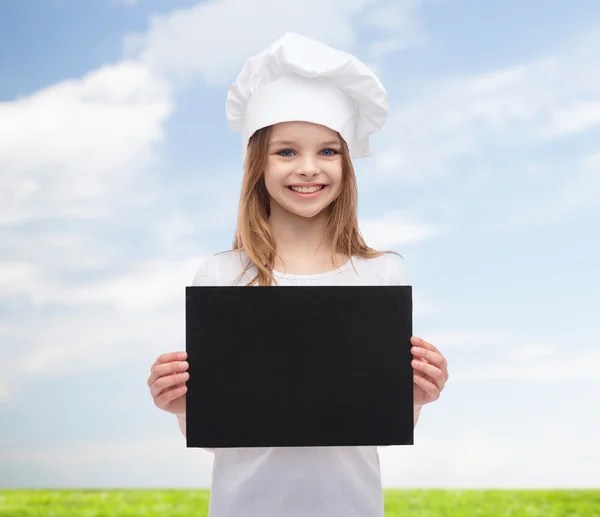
[{"xmin": 276, "ymin": 148, "xmax": 338, "ymax": 157}]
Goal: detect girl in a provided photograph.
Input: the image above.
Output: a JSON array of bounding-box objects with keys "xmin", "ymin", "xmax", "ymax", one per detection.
[{"xmin": 147, "ymin": 32, "xmax": 449, "ymax": 517}]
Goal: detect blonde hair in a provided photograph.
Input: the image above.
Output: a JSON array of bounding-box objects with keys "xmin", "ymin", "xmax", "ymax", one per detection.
[{"xmin": 230, "ymin": 124, "xmax": 400, "ymax": 286}]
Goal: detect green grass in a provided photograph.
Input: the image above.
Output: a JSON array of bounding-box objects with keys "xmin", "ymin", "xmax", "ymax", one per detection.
[{"xmin": 0, "ymin": 489, "xmax": 598, "ymax": 516}]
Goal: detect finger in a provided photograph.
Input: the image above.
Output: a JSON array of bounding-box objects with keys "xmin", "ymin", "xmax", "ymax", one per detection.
[
  {"xmin": 411, "ymin": 336, "xmax": 442, "ymax": 356},
  {"xmin": 411, "ymin": 345, "xmax": 441, "ymax": 363},
  {"xmin": 411, "ymin": 351, "xmax": 449, "ymax": 382},
  {"xmin": 411, "ymin": 359, "xmax": 445, "ymax": 390},
  {"xmin": 148, "ymin": 359, "xmax": 189, "ymax": 387},
  {"xmin": 149, "ymin": 353, "xmax": 187, "ymax": 388},
  {"xmin": 152, "ymin": 378, "xmax": 187, "ymax": 406},
  {"xmin": 157, "ymin": 379, "xmax": 185, "ymax": 396},
  {"xmin": 150, "ymin": 351, "xmax": 187, "ymax": 372},
  {"xmin": 413, "ymin": 372, "xmax": 440, "ymax": 400},
  {"xmin": 411, "ymin": 346, "xmax": 447, "ymax": 374},
  {"xmin": 154, "ymin": 384, "xmax": 188, "ymax": 410},
  {"xmin": 148, "ymin": 361, "xmax": 188, "ymax": 390},
  {"xmin": 151, "ymin": 370, "xmax": 190, "ymax": 398}
]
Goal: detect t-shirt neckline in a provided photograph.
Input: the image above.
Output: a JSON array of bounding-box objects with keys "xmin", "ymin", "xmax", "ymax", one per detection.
[{"xmin": 272, "ymin": 258, "xmax": 353, "ymax": 280}]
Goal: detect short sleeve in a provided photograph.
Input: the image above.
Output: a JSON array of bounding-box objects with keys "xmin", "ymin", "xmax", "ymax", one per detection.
[
  {"xmin": 191, "ymin": 255, "xmax": 219, "ymax": 286},
  {"xmin": 384, "ymin": 253, "xmax": 410, "ymax": 285}
]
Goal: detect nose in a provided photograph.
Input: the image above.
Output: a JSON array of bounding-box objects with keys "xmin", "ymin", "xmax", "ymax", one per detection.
[
  {"xmin": 296, "ymin": 156, "xmax": 320, "ymax": 178},
  {"xmin": 298, "ymin": 169, "xmax": 319, "ymax": 178}
]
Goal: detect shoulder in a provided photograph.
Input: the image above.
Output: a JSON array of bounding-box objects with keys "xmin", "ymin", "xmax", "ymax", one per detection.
[
  {"xmin": 352, "ymin": 252, "xmax": 410, "ymax": 285},
  {"xmin": 192, "ymin": 249, "xmax": 254, "ymax": 286}
]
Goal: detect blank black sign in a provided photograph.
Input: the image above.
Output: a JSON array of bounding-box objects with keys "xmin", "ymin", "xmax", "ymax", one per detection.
[{"xmin": 185, "ymin": 285, "xmax": 413, "ymax": 448}]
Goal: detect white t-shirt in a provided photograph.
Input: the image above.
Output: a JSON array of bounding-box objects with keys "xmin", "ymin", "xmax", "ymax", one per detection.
[{"xmin": 188, "ymin": 249, "xmax": 410, "ymax": 517}]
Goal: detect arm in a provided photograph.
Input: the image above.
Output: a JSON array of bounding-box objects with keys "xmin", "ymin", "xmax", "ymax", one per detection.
[
  {"xmin": 176, "ymin": 413, "xmax": 186, "ymax": 436},
  {"xmin": 414, "ymin": 405, "xmax": 422, "ymax": 427}
]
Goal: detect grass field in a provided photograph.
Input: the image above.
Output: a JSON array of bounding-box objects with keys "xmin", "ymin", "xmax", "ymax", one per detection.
[{"xmin": 0, "ymin": 489, "xmax": 598, "ymax": 516}]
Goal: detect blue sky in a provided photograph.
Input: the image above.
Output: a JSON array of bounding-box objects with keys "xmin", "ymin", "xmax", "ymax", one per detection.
[{"xmin": 1, "ymin": 0, "xmax": 599, "ymax": 489}]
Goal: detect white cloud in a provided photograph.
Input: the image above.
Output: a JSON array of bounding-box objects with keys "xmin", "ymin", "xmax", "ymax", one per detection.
[
  {"xmin": 0, "ymin": 51, "xmax": 187, "ymax": 406},
  {"xmin": 1, "ymin": 253, "xmax": 205, "ymax": 311},
  {"xmin": 447, "ymin": 335, "xmax": 600, "ymax": 383},
  {"xmin": 0, "ymin": 60, "xmax": 172, "ymax": 225},
  {"xmin": 361, "ymin": 26, "xmax": 600, "ymax": 238},
  {"xmin": 374, "ymin": 29, "xmax": 600, "ymax": 184},
  {"xmin": 154, "ymin": 214, "xmax": 197, "ymax": 253},
  {"xmin": 492, "ymin": 146, "xmax": 600, "ymax": 231},
  {"xmin": 0, "ymin": 230, "xmax": 121, "ymax": 277},
  {"xmin": 538, "ymin": 100, "xmax": 600, "ymax": 139},
  {"xmin": 122, "ymin": 0, "xmax": 422, "ymax": 84},
  {"xmin": 461, "ymin": 347, "xmax": 600, "ymax": 382},
  {"xmin": 0, "ymin": 302, "xmax": 181, "ymax": 404},
  {"xmin": 0, "ymin": 435, "xmax": 214, "ymax": 488},
  {"xmin": 422, "ymin": 330, "xmax": 514, "ymax": 349},
  {"xmin": 369, "ymin": 37, "xmax": 411, "ymax": 58},
  {"xmin": 0, "ymin": 261, "xmax": 38, "ymax": 291},
  {"xmin": 359, "ymin": 210, "xmax": 441, "ymax": 248},
  {"xmin": 0, "ymin": 252, "xmax": 207, "ymax": 405},
  {"xmin": 363, "ymin": 0, "xmax": 421, "ymax": 30},
  {"xmin": 363, "ymin": 0, "xmax": 426, "ymax": 58},
  {"xmin": 380, "ymin": 423, "xmax": 600, "ymax": 487},
  {"xmin": 0, "ymin": 381, "xmax": 8, "ymax": 404},
  {"xmin": 380, "ymin": 430, "xmax": 516, "ymax": 487},
  {"xmin": 61, "ymin": 256, "xmax": 205, "ymax": 311},
  {"xmin": 562, "ymin": 148, "xmax": 600, "ymax": 209},
  {"xmin": 413, "ymin": 330, "xmax": 599, "ymax": 383}
]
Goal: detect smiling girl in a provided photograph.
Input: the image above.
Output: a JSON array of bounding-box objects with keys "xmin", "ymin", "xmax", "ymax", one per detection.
[{"xmin": 147, "ymin": 32, "xmax": 449, "ymax": 517}]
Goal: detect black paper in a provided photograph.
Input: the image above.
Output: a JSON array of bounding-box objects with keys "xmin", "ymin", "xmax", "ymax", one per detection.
[{"xmin": 185, "ymin": 285, "xmax": 413, "ymax": 448}]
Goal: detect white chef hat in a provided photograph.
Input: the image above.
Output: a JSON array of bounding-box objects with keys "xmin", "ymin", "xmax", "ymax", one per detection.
[{"xmin": 226, "ymin": 31, "xmax": 388, "ymax": 163}]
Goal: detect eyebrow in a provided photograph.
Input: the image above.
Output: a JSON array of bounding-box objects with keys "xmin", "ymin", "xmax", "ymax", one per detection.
[{"xmin": 269, "ymin": 139, "xmax": 341, "ymax": 147}]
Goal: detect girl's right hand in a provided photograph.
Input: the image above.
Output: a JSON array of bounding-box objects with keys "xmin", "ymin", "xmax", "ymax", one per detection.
[{"xmin": 147, "ymin": 351, "xmax": 190, "ymax": 415}]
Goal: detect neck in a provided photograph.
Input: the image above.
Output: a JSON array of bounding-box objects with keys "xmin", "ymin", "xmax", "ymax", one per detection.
[{"xmin": 268, "ymin": 204, "xmax": 337, "ymax": 268}]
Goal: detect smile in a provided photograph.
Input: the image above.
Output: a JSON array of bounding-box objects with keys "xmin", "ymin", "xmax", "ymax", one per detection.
[
  {"xmin": 286, "ymin": 184, "xmax": 328, "ymax": 199},
  {"xmin": 287, "ymin": 185, "xmax": 326, "ymax": 193}
]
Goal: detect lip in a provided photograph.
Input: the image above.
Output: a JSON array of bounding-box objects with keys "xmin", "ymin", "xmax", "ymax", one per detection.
[
  {"xmin": 286, "ymin": 183, "xmax": 327, "ymax": 188},
  {"xmin": 286, "ymin": 184, "xmax": 328, "ymax": 199}
]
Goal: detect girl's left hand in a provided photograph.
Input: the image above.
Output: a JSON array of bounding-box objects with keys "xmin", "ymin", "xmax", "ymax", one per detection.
[{"xmin": 410, "ymin": 336, "xmax": 449, "ymax": 407}]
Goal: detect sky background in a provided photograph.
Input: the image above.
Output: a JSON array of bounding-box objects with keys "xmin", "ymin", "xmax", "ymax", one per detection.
[{"xmin": 1, "ymin": 0, "xmax": 599, "ymax": 489}]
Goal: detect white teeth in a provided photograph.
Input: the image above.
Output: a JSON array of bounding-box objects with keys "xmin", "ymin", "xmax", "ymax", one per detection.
[{"xmin": 290, "ymin": 185, "xmax": 324, "ymax": 193}]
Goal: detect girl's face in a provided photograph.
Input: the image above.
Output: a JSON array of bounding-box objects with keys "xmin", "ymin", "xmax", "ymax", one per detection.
[{"xmin": 264, "ymin": 121, "xmax": 343, "ymax": 220}]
